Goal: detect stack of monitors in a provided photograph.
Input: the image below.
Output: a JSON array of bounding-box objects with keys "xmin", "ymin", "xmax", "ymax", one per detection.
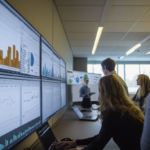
[{"xmin": 0, "ymin": 1, "xmax": 66, "ymax": 150}]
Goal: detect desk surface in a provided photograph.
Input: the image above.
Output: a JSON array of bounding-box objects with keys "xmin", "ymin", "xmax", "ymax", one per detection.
[{"xmin": 35, "ymin": 106, "xmax": 119, "ymax": 150}]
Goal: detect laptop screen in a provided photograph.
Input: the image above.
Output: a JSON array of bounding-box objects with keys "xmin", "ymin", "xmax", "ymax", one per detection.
[
  {"xmin": 36, "ymin": 123, "xmax": 56, "ymax": 150},
  {"xmin": 72, "ymin": 106, "xmax": 83, "ymax": 119}
]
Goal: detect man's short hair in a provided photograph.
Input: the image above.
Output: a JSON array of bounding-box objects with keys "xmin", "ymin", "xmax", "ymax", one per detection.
[{"xmin": 101, "ymin": 58, "xmax": 116, "ymax": 71}]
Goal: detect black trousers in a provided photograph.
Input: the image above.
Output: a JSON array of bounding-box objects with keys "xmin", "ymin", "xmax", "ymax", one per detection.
[{"xmin": 81, "ymin": 98, "xmax": 91, "ymax": 108}]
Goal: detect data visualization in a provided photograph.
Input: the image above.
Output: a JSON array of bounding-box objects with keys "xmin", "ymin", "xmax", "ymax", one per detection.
[
  {"xmin": 21, "ymin": 80, "xmax": 40, "ymax": 125},
  {"xmin": 0, "ymin": 2, "xmax": 21, "ymax": 72},
  {"xmin": 53, "ymin": 54, "xmax": 60, "ymax": 79},
  {"xmin": 60, "ymin": 59, "xmax": 66, "ymax": 81},
  {"xmin": 0, "ymin": 1, "xmax": 67, "ymax": 150},
  {"xmin": 53, "ymin": 82, "xmax": 61, "ymax": 112},
  {"xmin": 0, "ymin": 79, "xmax": 20, "ymax": 137},
  {"xmin": 0, "ymin": 77, "xmax": 41, "ymax": 150},
  {"xmin": 20, "ymin": 22, "xmax": 40, "ymax": 76},
  {"xmin": 0, "ymin": 1, "xmax": 40, "ymax": 76},
  {"xmin": 41, "ymin": 38, "xmax": 53, "ymax": 78},
  {"xmin": 61, "ymin": 83, "xmax": 66, "ymax": 107},
  {"xmin": 42, "ymin": 81, "xmax": 54, "ymax": 123}
]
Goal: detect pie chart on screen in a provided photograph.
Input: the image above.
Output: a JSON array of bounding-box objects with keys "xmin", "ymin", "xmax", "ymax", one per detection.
[{"xmin": 31, "ymin": 53, "xmax": 34, "ymax": 66}]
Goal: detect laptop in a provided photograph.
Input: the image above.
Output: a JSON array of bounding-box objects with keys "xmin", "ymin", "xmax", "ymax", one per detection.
[
  {"xmin": 72, "ymin": 105, "xmax": 98, "ymax": 121},
  {"xmin": 36, "ymin": 122, "xmax": 64, "ymax": 150}
]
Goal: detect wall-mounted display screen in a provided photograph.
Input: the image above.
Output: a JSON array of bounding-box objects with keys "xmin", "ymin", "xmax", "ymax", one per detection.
[
  {"xmin": 60, "ymin": 59, "xmax": 66, "ymax": 81},
  {"xmin": 0, "ymin": 0, "xmax": 67, "ymax": 149},
  {"xmin": 42, "ymin": 80, "xmax": 65, "ymax": 124},
  {"xmin": 52, "ymin": 54, "xmax": 60, "ymax": 79},
  {"xmin": 0, "ymin": 0, "xmax": 40, "ymax": 77},
  {"xmin": 0, "ymin": 76, "xmax": 41, "ymax": 150},
  {"xmin": 41, "ymin": 37, "xmax": 53, "ymax": 78}
]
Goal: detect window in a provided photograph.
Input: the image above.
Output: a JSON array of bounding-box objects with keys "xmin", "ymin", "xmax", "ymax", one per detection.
[
  {"xmin": 118, "ymin": 64, "xmax": 124, "ymax": 80},
  {"xmin": 93, "ymin": 64, "xmax": 104, "ymax": 75},
  {"xmin": 88, "ymin": 63, "xmax": 150, "ymax": 94},
  {"xmin": 140, "ymin": 65, "xmax": 150, "ymax": 78},
  {"xmin": 87, "ymin": 64, "xmax": 93, "ymax": 73},
  {"xmin": 125, "ymin": 65, "xmax": 139, "ymax": 93}
]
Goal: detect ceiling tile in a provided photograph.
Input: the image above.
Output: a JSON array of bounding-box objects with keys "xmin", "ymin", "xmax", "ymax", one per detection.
[
  {"xmin": 140, "ymin": 9, "xmax": 150, "ymax": 21},
  {"xmin": 72, "ymin": 46, "xmax": 93, "ymax": 51},
  {"xmin": 104, "ymin": 22, "xmax": 135, "ymax": 32},
  {"xmin": 55, "ymin": 0, "xmax": 106, "ymax": 6},
  {"xmin": 123, "ymin": 32, "xmax": 150, "ymax": 41},
  {"xmin": 63, "ymin": 22, "xmax": 99, "ymax": 32},
  {"xmin": 107, "ymin": 6, "xmax": 149, "ymax": 22},
  {"xmin": 98, "ymin": 41, "xmax": 120, "ymax": 46},
  {"xmin": 57, "ymin": 6, "xmax": 103, "ymax": 21},
  {"xmin": 67, "ymin": 33, "xmax": 96, "ymax": 40},
  {"xmin": 131, "ymin": 22, "xmax": 150, "ymax": 32},
  {"xmin": 112, "ymin": 0, "xmax": 150, "ymax": 6},
  {"xmin": 69, "ymin": 40, "xmax": 94, "ymax": 46},
  {"xmin": 100, "ymin": 32, "xmax": 125, "ymax": 40}
]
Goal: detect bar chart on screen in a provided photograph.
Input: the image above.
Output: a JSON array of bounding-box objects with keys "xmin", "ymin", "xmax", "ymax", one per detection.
[
  {"xmin": 21, "ymin": 80, "xmax": 40, "ymax": 125},
  {"xmin": 53, "ymin": 54, "xmax": 60, "ymax": 79},
  {"xmin": 42, "ymin": 42, "xmax": 53, "ymax": 78},
  {"xmin": 0, "ymin": 6, "xmax": 21, "ymax": 72},
  {"xmin": 0, "ymin": 79, "xmax": 20, "ymax": 137}
]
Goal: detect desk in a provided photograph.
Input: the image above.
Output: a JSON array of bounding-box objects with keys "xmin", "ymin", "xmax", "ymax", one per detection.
[{"xmin": 35, "ymin": 107, "xmax": 119, "ymax": 150}]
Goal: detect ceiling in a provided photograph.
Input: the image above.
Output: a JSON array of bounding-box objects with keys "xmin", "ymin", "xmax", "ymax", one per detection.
[{"xmin": 54, "ymin": 0, "xmax": 150, "ymax": 61}]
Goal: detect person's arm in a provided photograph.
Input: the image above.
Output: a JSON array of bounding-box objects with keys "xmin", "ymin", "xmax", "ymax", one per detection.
[
  {"xmin": 76, "ymin": 134, "xmax": 98, "ymax": 145},
  {"xmin": 141, "ymin": 94, "xmax": 150, "ymax": 150},
  {"xmin": 80, "ymin": 87, "xmax": 86, "ymax": 98},
  {"xmin": 132, "ymin": 89, "xmax": 139, "ymax": 101},
  {"xmin": 76, "ymin": 110, "xmax": 116, "ymax": 150}
]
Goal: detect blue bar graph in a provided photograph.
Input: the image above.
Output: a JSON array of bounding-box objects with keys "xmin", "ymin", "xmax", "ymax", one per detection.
[
  {"xmin": 42, "ymin": 63, "xmax": 52, "ymax": 77},
  {"xmin": 0, "ymin": 144, "xmax": 4, "ymax": 150},
  {"xmin": 0, "ymin": 121, "xmax": 40, "ymax": 150}
]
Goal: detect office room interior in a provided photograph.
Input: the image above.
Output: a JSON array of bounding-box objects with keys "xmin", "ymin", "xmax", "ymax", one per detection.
[{"xmin": 0, "ymin": 0, "xmax": 150, "ymax": 150}]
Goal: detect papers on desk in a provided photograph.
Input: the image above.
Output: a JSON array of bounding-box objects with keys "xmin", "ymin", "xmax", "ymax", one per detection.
[{"xmin": 92, "ymin": 104, "xmax": 100, "ymax": 110}]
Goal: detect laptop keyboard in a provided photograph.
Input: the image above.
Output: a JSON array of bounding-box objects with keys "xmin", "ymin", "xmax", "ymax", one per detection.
[{"xmin": 83, "ymin": 116, "xmax": 92, "ymax": 119}]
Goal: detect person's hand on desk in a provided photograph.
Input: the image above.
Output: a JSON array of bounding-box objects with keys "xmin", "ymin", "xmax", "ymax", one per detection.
[{"xmin": 53, "ymin": 140, "xmax": 77, "ymax": 150}]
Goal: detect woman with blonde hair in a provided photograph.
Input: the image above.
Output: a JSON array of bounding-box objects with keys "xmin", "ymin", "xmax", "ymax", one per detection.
[
  {"xmin": 132, "ymin": 74, "xmax": 150, "ymax": 114},
  {"xmin": 54, "ymin": 75, "xmax": 144, "ymax": 150}
]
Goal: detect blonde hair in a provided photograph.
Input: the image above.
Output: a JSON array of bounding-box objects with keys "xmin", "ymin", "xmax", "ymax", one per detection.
[
  {"xmin": 99, "ymin": 75, "xmax": 144, "ymax": 123},
  {"xmin": 137, "ymin": 74, "xmax": 150, "ymax": 98}
]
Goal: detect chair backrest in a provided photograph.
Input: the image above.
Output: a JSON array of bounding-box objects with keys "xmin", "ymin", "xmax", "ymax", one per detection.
[{"xmin": 141, "ymin": 94, "xmax": 150, "ymax": 150}]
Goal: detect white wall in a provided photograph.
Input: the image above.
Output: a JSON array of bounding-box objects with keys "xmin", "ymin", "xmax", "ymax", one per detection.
[{"xmin": 6, "ymin": 0, "xmax": 73, "ymax": 149}]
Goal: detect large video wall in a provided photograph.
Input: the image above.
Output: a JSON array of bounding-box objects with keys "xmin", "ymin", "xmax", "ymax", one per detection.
[{"xmin": 0, "ymin": 1, "xmax": 66, "ymax": 150}]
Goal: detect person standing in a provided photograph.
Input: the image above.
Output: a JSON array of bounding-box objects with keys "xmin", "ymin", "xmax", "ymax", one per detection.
[
  {"xmin": 101, "ymin": 58, "xmax": 129, "ymax": 96},
  {"xmin": 79, "ymin": 78, "xmax": 92, "ymax": 108},
  {"xmin": 132, "ymin": 74, "xmax": 150, "ymax": 114}
]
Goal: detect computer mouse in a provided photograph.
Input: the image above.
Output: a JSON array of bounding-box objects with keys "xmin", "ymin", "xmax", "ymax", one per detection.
[{"xmin": 61, "ymin": 138, "xmax": 73, "ymax": 141}]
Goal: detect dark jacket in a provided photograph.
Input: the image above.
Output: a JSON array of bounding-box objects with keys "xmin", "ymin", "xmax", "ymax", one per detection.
[
  {"xmin": 132, "ymin": 89, "xmax": 150, "ymax": 114},
  {"xmin": 76, "ymin": 109, "xmax": 143, "ymax": 150},
  {"xmin": 141, "ymin": 94, "xmax": 150, "ymax": 150}
]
